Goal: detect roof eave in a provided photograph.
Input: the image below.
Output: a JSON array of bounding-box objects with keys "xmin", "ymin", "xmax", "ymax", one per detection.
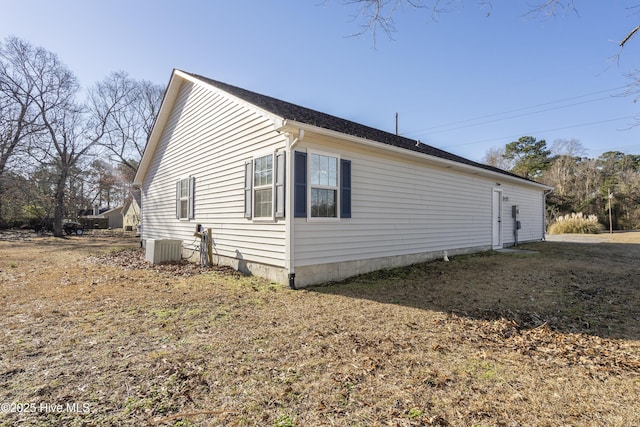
[{"xmin": 279, "ymin": 120, "xmax": 552, "ymax": 191}]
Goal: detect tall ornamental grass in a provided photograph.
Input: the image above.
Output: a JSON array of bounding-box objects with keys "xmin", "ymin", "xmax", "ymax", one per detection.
[{"xmin": 548, "ymin": 212, "xmax": 604, "ymax": 234}]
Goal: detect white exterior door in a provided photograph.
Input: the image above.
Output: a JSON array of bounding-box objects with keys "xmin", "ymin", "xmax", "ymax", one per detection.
[{"xmin": 492, "ymin": 189, "xmax": 503, "ymax": 249}]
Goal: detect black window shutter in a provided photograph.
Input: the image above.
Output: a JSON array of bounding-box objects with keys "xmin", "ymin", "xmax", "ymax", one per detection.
[
  {"xmin": 340, "ymin": 159, "xmax": 351, "ymax": 218},
  {"xmin": 275, "ymin": 151, "xmax": 286, "ymax": 218},
  {"xmin": 244, "ymin": 160, "xmax": 253, "ymax": 218},
  {"xmin": 294, "ymin": 151, "xmax": 307, "ymax": 218}
]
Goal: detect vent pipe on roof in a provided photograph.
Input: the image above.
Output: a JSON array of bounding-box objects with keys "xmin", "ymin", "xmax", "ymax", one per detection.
[{"xmin": 395, "ymin": 112, "xmax": 398, "ymax": 136}]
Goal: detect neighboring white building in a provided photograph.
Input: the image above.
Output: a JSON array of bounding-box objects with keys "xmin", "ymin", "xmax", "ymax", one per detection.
[
  {"xmin": 82, "ymin": 206, "xmax": 123, "ymax": 229},
  {"xmin": 134, "ymin": 70, "xmax": 551, "ymax": 288},
  {"xmin": 101, "ymin": 206, "xmax": 123, "ymax": 229},
  {"xmin": 122, "ymin": 189, "xmax": 142, "ymax": 231}
]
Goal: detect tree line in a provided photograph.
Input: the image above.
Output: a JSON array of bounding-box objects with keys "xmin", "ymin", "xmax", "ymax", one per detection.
[
  {"xmin": 0, "ymin": 36, "xmax": 164, "ymax": 236},
  {"xmin": 485, "ymin": 136, "xmax": 640, "ymax": 230}
]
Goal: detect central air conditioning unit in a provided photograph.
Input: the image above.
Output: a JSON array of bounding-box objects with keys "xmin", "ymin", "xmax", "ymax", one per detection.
[{"xmin": 145, "ymin": 239, "xmax": 182, "ymax": 264}]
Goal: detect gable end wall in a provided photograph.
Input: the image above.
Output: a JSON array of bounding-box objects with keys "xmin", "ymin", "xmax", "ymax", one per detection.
[{"xmin": 141, "ymin": 81, "xmax": 287, "ymax": 275}]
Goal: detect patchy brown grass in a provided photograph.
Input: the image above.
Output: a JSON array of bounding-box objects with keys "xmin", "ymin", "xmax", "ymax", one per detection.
[{"xmin": 0, "ymin": 231, "xmax": 639, "ymax": 426}]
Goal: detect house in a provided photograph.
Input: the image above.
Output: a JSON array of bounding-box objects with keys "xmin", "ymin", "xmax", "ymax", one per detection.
[
  {"xmin": 99, "ymin": 206, "xmax": 124, "ymax": 229},
  {"xmin": 79, "ymin": 206, "xmax": 122, "ymax": 229},
  {"xmin": 133, "ymin": 69, "xmax": 551, "ymax": 288},
  {"xmin": 122, "ymin": 189, "xmax": 142, "ymax": 231}
]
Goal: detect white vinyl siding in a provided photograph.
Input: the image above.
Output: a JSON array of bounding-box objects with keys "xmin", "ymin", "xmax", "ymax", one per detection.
[
  {"xmin": 293, "ymin": 138, "xmax": 545, "ymax": 267},
  {"xmin": 141, "ymin": 81, "xmax": 286, "ymax": 267},
  {"xmin": 499, "ymin": 186, "xmax": 545, "ymax": 244}
]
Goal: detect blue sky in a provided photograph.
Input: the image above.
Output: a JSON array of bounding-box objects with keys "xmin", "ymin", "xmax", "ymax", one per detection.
[{"xmin": 2, "ymin": 0, "xmax": 640, "ymax": 162}]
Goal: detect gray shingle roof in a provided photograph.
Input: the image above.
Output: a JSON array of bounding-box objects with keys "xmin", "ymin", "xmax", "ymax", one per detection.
[{"xmin": 186, "ymin": 71, "xmax": 532, "ymax": 182}]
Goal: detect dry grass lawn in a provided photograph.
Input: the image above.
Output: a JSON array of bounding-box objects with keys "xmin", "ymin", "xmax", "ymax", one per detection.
[{"xmin": 1, "ymin": 230, "xmax": 639, "ymax": 426}]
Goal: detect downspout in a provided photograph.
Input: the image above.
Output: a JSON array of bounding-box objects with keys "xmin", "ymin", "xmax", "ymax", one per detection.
[{"xmin": 285, "ymin": 128, "xmax": 303, "ymax": 289}]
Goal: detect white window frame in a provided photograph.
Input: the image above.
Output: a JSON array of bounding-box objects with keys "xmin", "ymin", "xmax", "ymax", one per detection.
[
  {"xmin": 177, "ymin": 176, "xmax": 194, "ymax": 220},
  {"xmin": 307, "ymin": 150, "xmax": 340, "ymax": 221},
  {"xmin": 253, "ymin": 152, "xmax": 275, "ymax": 220}
]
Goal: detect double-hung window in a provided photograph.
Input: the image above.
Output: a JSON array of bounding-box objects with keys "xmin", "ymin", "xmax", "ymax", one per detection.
[
  {"xmin": 294, "ymin": 150, "xmax": 351, "ymax": 220},
  {"xmin": 244, "ymin": 152, "xmax": 285, "ymax": 220},
  {"xmin": 309, "ymin": 153, "xmax": 338, "ymax": 218},
  {"xmin": 176, "ymin": 176, "xmax": 195, "ymax": 220},
  {"xmin": 253, "ymin": 154, "xmax": 273, "ymax": 218}
]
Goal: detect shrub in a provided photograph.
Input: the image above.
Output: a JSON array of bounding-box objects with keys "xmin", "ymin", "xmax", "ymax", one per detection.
[{"xmin": 548, "ymin": 212, "xmax": 604, "ymax": 234}]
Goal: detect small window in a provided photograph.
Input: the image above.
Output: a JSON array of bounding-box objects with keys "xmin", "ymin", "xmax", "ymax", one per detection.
[
  {"xmin": 244, "ymin": 152, "xmax": 285, "ymax": 220},
  {"xmin": 253, "ymin": 154, "xmax": 273, "ymax": 218},
  {"xmin": 309, "ymin": 153, "xmax": 338, "ymax": 218},
  {"xmin": 176, "ymin": 176, "xmax": 195, "ymax": 219}
]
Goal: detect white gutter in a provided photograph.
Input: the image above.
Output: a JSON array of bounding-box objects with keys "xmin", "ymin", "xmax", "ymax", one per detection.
[
  {"xmin": 285, "ymin": 129, "xmax": 303, "ymax": 289},
  {"xmin": 278, "ymin": 120, "xmax": 552, "ymax": 191}
]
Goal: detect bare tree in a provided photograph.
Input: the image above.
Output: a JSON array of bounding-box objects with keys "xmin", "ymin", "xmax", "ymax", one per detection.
[
  {"xmin": 527, "ymin": 0, "xmax": 578, "ymax": 17},
  {"xmin": 0, "ymin": 36, "xmax": 86, "ymax": 233},
  {"xmin": 0, "ymin": 36, "xmax": 47, "ymax": 222},
  {"xmin": 483, "ymin": 145, "xmax": 513, "ymax": 171},
  {"xmin": 86, "ymin": 159, "xmax": 130, "ymax": 209},
  {"xmin": 22, "ymin": 43, "xmax": 111, "ymax": 236},
  {"xmin": 1, "ymin": 37, "xmax": 162, "ymax": 231},
  {"xmin": 89, "ymin": 71, "xmax": 164, "ymax": 174},
  {"xmin": 543, "ymin": 138, "xmax": 585, "ymax": 196},
  {"xmin": 617, "ymin": 168, "xmax": 640, "ymax": 225},
  {"xmin": 341, "ymin": 1, "xmax": 640, "ymax": 47},
  {"xmin": 341, "ymin": 0, "xmax": 477, "ymax": 39}
]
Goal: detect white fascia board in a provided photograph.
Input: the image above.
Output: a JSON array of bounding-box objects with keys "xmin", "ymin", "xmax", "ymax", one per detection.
[
  {"xmin": 279, "ymin": 120, "xmax": 552, "ymax": 191},
  {"xmin": 133, "ymin": 69, "xmax": 185, "ymax": 186}
]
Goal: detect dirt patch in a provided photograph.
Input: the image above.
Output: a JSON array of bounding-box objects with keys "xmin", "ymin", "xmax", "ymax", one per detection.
[{"xmin": 0, "ymin": 232, "xmax": 639, "ymax": 426}]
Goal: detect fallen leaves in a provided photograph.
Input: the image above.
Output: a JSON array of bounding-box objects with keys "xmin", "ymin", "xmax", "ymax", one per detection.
[
  {"xmin": 445, "ymin": 311, "xmax": 640, "ymax": 374},
  {"xmin": 86, "ymin": 247, "xmax": 238, "ymax": 278}
]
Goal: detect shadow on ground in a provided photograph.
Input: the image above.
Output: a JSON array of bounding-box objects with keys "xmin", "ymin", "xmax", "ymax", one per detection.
[{"xmin": 310, "ymin": 240, "xmax": 640, "ymax": 341}]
